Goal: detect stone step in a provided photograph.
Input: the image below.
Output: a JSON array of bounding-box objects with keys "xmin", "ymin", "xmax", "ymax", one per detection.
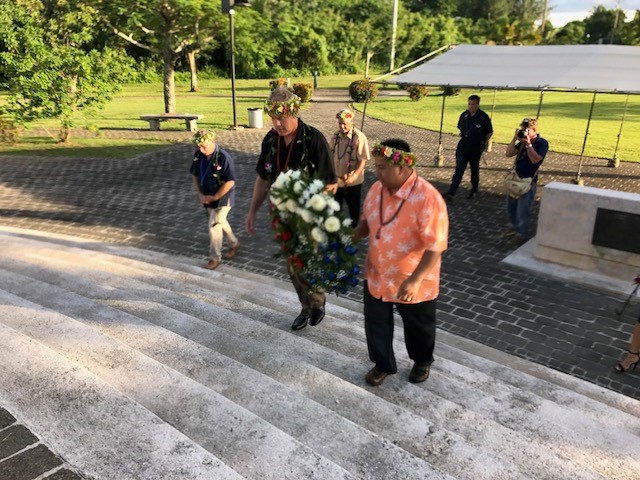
[
  {"xmin": 0, "ymin": 321, "xmax": 241, "ymax": 480},
  {"xmin": 0, "ymin": 291, "xmax": 366, "ymax": 480},
  {"xmin": 1, "ymin": 229, "xmax": 639, "ymax": 479},
  {"xmin": 0, "ymin": 256, "xmax": 476, "ymax": 478}
]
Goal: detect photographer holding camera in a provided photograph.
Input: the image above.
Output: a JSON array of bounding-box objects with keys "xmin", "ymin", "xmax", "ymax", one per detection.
[{"xmin": 503, "ymin": 117, "xmax": 548, "ymax": 245}]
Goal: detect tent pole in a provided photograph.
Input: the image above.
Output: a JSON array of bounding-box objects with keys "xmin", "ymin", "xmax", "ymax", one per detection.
[
  {"xmin": 360, "ymin": 84, "xmax": 371, "ymax": 132},
  {"xmin": 485, "ymin": 89, "xmax": 497, "ymax": 153},
  {"xmin": 609, "ymin": 93, "xmax": 629, "ymax": 168},
  {"xmin": 434, "ymin": 92, "xmax": 446, "ymax": 167},
  {"xmin": 536, "ymin": 90, "xmax": 545, "ymax": 119},
  {"xmin": 575, "ymin": 91, "xmax": 597, "ymax": 185}
]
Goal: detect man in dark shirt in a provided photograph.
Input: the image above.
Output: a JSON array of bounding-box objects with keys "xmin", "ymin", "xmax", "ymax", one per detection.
[
  {"xmin": 444, "ymin": 94, "xmax": 493, "ymax": 200},
  {"xmin": 245, "ymin": 87, "xmax": 337, "ymax": 331},
  {"xmin": 190, "ymin": 129, "xmax": 240, "ymax": 270},
  {"xmin": 503, "ymin": 117, "xmax": 549, "ymax": 245}
]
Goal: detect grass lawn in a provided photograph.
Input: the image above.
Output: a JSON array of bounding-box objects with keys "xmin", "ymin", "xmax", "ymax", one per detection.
[
  {"xmin": 355, "ymin": 87, "xmax": 640, "ymax": 162},
  {"xmin": 1, "ymin": 75, "xmax": 638, "ymax": 162},
  {"xmin": 0, "ymin": 137, "xmax": 179, "ymax": 159}
]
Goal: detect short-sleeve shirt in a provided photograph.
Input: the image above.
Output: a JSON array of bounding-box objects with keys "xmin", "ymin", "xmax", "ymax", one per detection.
[
  {"xmin": 256, "ymin": 119, "xmax": 336, "ymax": 184},
  {"xmin": 190, "ymin": 146, "xmax": 236, "ymax": 208},
  {"xmin": 515, "ymin": 135, "xmax": 549, "ymax": 182},
  {"xmin": 457, "ymin": 108, "xmax": 493, "ymax": 154},
  {"xmin": 361, "ymin": 170, "xmax": 449, "ymax": 303},
  {"xmin": 329, "ymin": 127, "xmax": 370, "ymax": 186}
]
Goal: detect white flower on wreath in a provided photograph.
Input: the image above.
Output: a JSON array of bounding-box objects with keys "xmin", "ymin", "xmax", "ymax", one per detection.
[
  {"xmin": 273, "ymin": 172, "xmax": 291, "ymax": 189},
  {"xmin": 328, "ymin": 199, "xmax": 341, "ymax": 212},
  {"xmin": 293, "ymin": 181, "xmax": 305, "ymax": 194},
  {"xmin": 308, "ymin": 194, "xmax": 327, "ymax": 212},
  {"xmin": 300, "ymin": 190, "xmax": 311, "ymax": 203},
  {"xmin": 308, "ymin": 179, "xmax": 324, "ymax": 194},
  {"xmin": 342, "ymin": 218, "xmax": 353, "ymax": 227},
  {"xmin": 286, "ymin": 199, "xmax": 298, "ymax": 212},
  {"xmin": 311, "ymin": 227, "xmax": 327, "ymax": 244},
  {"xmin": 290, "ymin": 170, "xmax": 301, "ymax": 180},
  {"xmin": 276, "ymin": 200, "xmax": 287, "ymax": 211},
  {"xmin": 297, "ymin": 208, "xmax": 314, "ymax": 223},
  {"xmin": 324, "ymin": 216, "xmax": 341, "ymax": 233}
]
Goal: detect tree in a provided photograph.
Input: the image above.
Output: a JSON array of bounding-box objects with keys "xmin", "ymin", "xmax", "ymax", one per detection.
[
  {"xmin": 99, "ymin": 0, "xmax": 223, "ymax": 113},
  {"xmin": 619, "ymin": 10, "xmax": 640, "ymax": 45},
  {"xmin": 583, "ymin": 5, "xmax": 621, "ymax": 44},
  {"xmin": 547, "ymin": 20, "xmax": 586, "ymax": 45},
  {"xmin": 0, "ymin": 0, "xmax": 132, "ymax": 142}
]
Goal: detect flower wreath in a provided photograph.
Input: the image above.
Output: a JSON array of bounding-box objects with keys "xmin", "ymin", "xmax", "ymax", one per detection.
[
  {"xmin": 192, "ymin": 129, "xmax": 216, "ymax": 145},
  {"xmin": 264, "ymin": 97, "xmax": 301, "ymax": 118},
  {"xmin": 372, "ymin": 143, "xmax": 417, "ymax": 168},
  {"xmin": 268, "ymin": 170, "xmax": 361, "ymax": 294},
  {"xmin": 336, "ymin": 109, "xmax": 354, "ymax": 121}
]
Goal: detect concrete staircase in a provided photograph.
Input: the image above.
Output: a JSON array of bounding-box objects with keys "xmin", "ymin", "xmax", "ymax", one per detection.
[{"xmin": 0, "ymin": 227, "xmax": 638, "ymax": 480}]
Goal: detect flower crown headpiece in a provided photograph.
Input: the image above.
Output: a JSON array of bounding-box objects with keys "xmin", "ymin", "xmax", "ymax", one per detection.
[
  {"xmin": 336, "ymin": 109, "xmax": 354, "ymax": 121},
  {"xmin": 192, "ymin": 129, "xmax": 216, "ymax": 145},
  {"xmin": 264, "ymin": 97, "xmax": 301, "ymax": 118},
  {"xmin": 372, "ymin": 143, "xmax": 417, "ymax": 168}
]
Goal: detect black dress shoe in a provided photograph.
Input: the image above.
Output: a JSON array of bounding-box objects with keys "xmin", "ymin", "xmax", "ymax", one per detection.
[
  {"xmin": 291, "ymin": 312, "xmax": 309, "ymax": 330},
  {"xmin": 309, "ymin": 304, "xmax": 325, "ymax": 326}
]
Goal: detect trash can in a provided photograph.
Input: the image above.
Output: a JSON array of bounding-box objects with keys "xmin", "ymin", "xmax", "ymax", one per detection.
[{"xmin": 247, "ymin": 108, "xmax": 263, "ymax": 129}]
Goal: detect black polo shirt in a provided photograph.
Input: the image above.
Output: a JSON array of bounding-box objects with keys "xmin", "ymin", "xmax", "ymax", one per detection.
[
  {"xmin": 256, "ymin": 119, "xmax": 336, "ymax": 184},
  {"xmin": 457, "ymin": 108, "xmax": 493, "ymax": 154}
]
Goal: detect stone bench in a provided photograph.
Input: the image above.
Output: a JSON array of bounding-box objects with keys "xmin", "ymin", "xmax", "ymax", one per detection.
[{"xmin": 139, "ymin": 114, "xmax": 204, "ymax": 132}]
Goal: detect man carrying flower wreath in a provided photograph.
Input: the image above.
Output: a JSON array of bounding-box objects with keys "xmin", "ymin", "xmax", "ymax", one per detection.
[
  {"xmin": 354, "ymin": 139, "xmax": 449, "ymax": 386},
  {"xmin": 245, "ymin": 86, "xmax": 338, "ymax": 331},
  {"xmin": 329, "ymin": 108, "xmax": 370, "ymax": 225},
  {"xmin": 191, "ymin": 129, "xmax": 240, "ymax": 270}
]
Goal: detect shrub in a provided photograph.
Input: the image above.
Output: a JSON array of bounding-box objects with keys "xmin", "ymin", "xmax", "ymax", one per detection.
[
  {"xmin": 291, "ymin": 83, "xmax": 313, "ymax": 103},
  {"xmin": 269, "ymin": 77, "xmax": 288, "ymax": 90},
  {"xmin": 443, "ymin": 86, "xmax": 461, "ymax": 96},
  {"xmin": 405, "ymin": 85, "xmax": 429, "ymax": 101},
  {"xmin": 0, "ymin": 117, "xmax": 21, "ymax": 144},
  {"xmin": 349, "ymin": 80, "xmax": 379, "ymax": 103}
]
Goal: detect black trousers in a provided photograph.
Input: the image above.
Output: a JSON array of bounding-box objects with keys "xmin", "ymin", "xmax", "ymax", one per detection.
[
  {"xmin": 447, "ymin": 147, "xmax": 482, "ymax": 195},
  {"xmin": 363, "ymin": 282, "xmax": 437, "ymax": 374},
  {"xmin": 334, "ymin": 184, "xmax": 362, "ymax": 225}
]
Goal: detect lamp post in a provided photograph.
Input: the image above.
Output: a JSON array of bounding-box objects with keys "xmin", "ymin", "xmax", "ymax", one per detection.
[
  {"xmin": 222, "ymin": 1, "xmax": 251, "ymax": 129},
  {"xmin": 389, "ymin": 0, "xmax": 398, "ymax": 71}
]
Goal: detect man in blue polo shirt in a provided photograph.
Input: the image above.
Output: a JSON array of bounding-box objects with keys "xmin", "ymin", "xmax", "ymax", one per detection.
[
  {"xmin": 444, "ymin": 94, "xmax": 493, "ymax": 200},
  {"xmin": 503, "ymin": 118, "xmax": 549, "ymax": 245},
  {"xmin": 191, "ymin": 129, "xmax": 240, "ymax": 269}
]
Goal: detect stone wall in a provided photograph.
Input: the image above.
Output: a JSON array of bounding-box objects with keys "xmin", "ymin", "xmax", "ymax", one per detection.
[{"xmin": 535, "ymin": 182, "xmax": 640, "ymax": 283}]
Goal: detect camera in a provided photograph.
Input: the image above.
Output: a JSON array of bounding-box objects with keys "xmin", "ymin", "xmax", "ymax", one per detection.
[{"xmin": 517, "ymin": 118, "xmax": 530, "ymax": 139}]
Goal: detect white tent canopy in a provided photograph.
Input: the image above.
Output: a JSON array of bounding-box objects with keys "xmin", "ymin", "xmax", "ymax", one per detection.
[{"xmin": 391, "ymin": 44, "xmax": 640, "ymax": 94}]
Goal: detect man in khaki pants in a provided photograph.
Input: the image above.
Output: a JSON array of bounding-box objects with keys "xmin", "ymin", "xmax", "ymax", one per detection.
[{"xmin": 191, "ymin": 129, "xmax": 240, "ymax": 269}]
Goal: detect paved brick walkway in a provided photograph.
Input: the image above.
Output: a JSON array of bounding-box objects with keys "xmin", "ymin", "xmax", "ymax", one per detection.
[
  {"xmin": 0, "ymin": 89, "xmax": 638, "ymax": 470},
  {"xmin": 0, "ymin": 407, "xmax": 82, "ymax": 479}
]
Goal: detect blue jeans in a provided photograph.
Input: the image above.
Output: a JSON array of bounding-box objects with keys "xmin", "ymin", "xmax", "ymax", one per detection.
[{"xmin": 506, "ymin": 184, "xmax": 536, "ymax": 238}]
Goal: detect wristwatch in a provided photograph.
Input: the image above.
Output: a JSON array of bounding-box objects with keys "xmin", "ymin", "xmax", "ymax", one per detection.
[{"xmin": 526, "ymin": 143, "xmax": 533, "ymax": 149}]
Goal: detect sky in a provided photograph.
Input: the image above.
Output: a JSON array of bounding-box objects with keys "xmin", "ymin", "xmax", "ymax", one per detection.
[{"xmin": 548, "ymin": 0, "xmax": 640, "ymax": 27}]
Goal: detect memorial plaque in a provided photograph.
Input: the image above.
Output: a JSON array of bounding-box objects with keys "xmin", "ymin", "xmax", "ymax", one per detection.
[{"xmin": 592, "ymin": 208, "xmax": 640, "ymax": 254}]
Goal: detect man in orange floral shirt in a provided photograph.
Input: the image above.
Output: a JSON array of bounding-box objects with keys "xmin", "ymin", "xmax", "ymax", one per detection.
[{"xmin": 354, "ymin": 138, "xmax": 449, "ymax": 386}]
